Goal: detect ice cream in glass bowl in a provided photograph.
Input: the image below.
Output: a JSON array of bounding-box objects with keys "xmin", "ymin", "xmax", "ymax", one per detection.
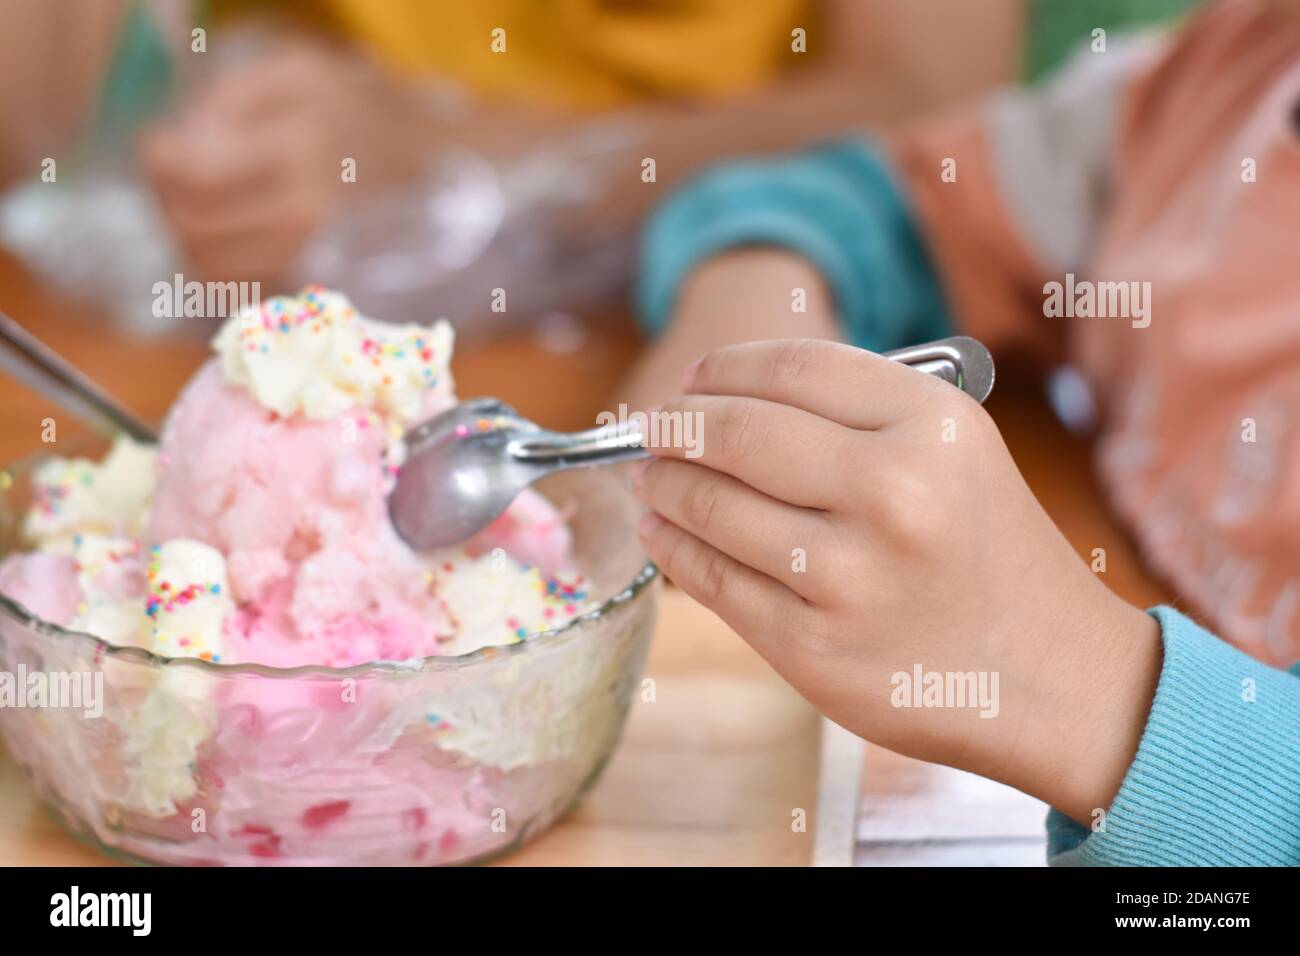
[{"xmin": 0, "ymin": 287, "xmax": 658, "ymax": 866}]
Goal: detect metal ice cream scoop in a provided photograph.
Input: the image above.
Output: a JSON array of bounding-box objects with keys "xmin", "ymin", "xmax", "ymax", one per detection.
[{"xmin": 388, "ymin": 336, "xmax": 995, "ymax": 550}]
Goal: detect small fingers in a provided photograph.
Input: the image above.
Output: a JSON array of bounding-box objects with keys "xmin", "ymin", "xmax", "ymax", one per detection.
[
  {"xmin": 637, "ymin": 511, "xmax": 804, "ymax": 658},
  {"xmin": 140, "ymin": 120, "xmax": 298, "ymax": 209},
  {"xmin": 685, "ymin": 338, "xmax": 957, "ymax": 431},
  {"xmin": 647, "ymin": 394, "xmax": 862, "ymax": 510},
  {"xmin": 635, "ymin": 458, "xmax": 836, "ymax": 603}
]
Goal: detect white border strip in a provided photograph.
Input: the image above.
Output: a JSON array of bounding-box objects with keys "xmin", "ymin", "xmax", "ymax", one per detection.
[{"xmin": 811, "ymin": 717, "xmax": 866, "ymax": 867}]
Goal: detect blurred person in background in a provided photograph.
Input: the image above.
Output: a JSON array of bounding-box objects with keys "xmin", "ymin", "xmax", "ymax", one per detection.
[
  {"xmin": 138, "ymin": 0, "xmax": 1022, "ymax": 286},
  {"xmin": 0, "ymin": 1, "xmax": 1193, "ymax": 330}
]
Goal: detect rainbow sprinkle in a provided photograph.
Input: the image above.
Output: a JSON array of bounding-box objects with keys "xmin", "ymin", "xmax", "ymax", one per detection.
[
  {"xmin": 453, "ymin": 415, "xmax": 517, "ymax": 440},
  {"xmin": 145, "ymin": 545, "xmax": 223, "ymax": 620},
  {"xmin": 30, "ymin": 464, "xmax": 90, "ymax": 518},
  {"xmin": 71, "ymin": 538, "xmax": 139, "ymax": 580},
  {"xmin": 503, "ymin": 571, "xmax": 590, "ymax": 642},
  {"xmin": 235, "ymin": 286, "xmax": 447, "ymax": 394},
  {"xmin": 425, "ymin": 713, "xmax": 453, "ymax": 732}
]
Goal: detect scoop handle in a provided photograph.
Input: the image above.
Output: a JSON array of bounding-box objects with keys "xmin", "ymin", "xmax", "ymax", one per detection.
[
  {"xmin": 509, "ymin": 425, "xmax": 651, "ymax": 467},
  {"xmin": 509, "ymin": 336, "xmax": 995, "ymax": 468}
]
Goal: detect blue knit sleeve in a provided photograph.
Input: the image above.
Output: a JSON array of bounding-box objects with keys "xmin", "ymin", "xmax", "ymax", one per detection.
[
  {"xmin": 634, "ymin": 139, "xmax": 953, "ymax": 352},
  {"xmin": 1047, "ymin": 606, "xmax": 1300, "ymax": 866}
]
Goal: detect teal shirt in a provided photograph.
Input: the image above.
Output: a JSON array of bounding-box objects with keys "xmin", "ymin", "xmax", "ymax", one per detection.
[
  {"xmin": 1023, "ymin": 0, "xmax": 1200, "ymax": 82},
  {"xmin": 636, "ymin": 139, "xmax": 952, "ymax": 351},
  {"xmin": 636, "ymin": 139, "xmax": 1300, "ymax": 865},
  {"xmin": 1047, "ymin": 608, "xmax": 1300, "ymax": 866}
]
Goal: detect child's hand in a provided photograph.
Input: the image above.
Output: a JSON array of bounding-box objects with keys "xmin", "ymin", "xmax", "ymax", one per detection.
[
  {"xmin": 632, "ymin": 339, "xmax": 1162, "ymax": 822},
  {"xmin": 139, "ymin": 35, "xmax": 426, "ymax": 284}
]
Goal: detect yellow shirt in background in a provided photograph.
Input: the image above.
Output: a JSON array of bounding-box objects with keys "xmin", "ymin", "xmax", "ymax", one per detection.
[{"xmin": 217, "ymin": 0, "xmax": 812, "ymax": 108}]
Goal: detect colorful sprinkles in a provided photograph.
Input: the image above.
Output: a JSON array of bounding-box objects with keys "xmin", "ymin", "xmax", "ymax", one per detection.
[
  {"xmin": 145, "ymin": 545, "xmax": 223, "ymax": 620},
  {"xmin": 425, "ymin": 713, "xmax": 453, "ymax": 732},
  {"xmin": 422, "ymin": 551, "xmax": 594, "ymax": 649},
  {"xmin": 506, "ymin": 570, "xmax": 589, "ymax": 642},
  {"xmin": 235, "ymin": 285, "xmax": 448, "ymax": 390},
  {"xmin": 30, "ymin": 461, "xmax": 94, "ymax": 519},
  {"xmin": 452, "ymin": 415, "xmax": 518, "ymax": 439},
  {"xmin": 525, "ymin": 572, "xmax": 592, "ymax": 639},
  {"xmin": 143, "ymin": 545, "xmax": 224, "ymax": 660},
  {"xmin": 71, "ymin": 537, "xmax": 140, "ymax": 580}
]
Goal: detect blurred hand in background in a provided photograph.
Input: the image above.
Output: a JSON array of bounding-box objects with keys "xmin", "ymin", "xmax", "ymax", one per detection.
[{"xmin": 138, "ymin": 33, "xmax": 429, "ymax": 286}]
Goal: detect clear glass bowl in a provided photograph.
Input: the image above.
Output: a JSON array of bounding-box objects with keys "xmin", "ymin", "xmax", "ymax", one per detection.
[{"xmin": 0, "ymin": 455, "xmax": 658, "ymax": 866}]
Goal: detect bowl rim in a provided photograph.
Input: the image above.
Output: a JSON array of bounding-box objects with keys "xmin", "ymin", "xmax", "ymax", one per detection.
[{"xmin": 0, "ymin": 444, "xmax": 659, "ymax": 680}]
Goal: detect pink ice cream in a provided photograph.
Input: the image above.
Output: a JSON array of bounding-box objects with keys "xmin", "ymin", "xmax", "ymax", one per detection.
[
  {"xmin": 152, "ymin": 286, "xmax": 583, "ymax": 667},
  {"xmin": 2, "ymin": 288, "xmax": 584, "ymax": 668},
  {"xmin": 0, "ymin": 551, "xmax": 78, "ymax": 624},
  {"xmin": 144, "ymin": 360, "xmax": 579, "ymax": 669},
  {"xmin": 148, "ymin": 361, "xmax": 446, "ymax": 667},
  {"xmin": 0, "ymin": 288, "xmax": 615, "ymax": 865}
]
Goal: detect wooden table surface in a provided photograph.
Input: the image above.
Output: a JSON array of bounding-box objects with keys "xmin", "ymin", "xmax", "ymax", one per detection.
[{"xmin": 0, "ymin": 253, "xmax": 1170, "ymax": 867}]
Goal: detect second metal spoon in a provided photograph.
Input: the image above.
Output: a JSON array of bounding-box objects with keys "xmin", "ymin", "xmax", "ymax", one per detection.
[{"xmin": 0, "ymin": 310, "xmax": 155, "ymax": 443}]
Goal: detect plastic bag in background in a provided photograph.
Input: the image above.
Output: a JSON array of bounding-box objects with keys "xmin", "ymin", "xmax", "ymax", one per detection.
[
  {"xmin": 294, "ymin": 121, "xmax": 644, "ymax": 345},
  {"xmin": 1, "ymin": 124, "xmax": 642, "ymax": 343},
  {"xmin": 0, "ymin": 172, "xmax": 186, "ymax": 336}
]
